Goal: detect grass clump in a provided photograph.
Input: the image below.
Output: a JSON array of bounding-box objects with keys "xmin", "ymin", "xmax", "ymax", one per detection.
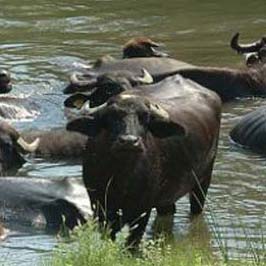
[{"xmin": 47, "ymin": 220, "xmax": 219, "ymax": 266}]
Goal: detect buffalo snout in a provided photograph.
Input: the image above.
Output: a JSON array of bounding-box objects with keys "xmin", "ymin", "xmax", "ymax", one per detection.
[{"xmin": 113, "ymin": 134, "xmax": 143, "ymax": 152}]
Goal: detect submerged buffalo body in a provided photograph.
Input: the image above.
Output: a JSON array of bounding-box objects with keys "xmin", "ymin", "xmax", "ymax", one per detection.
[
  {"xmin": 230, "ymin": 106, "xmax": 266, "ymax": 154},
  {"xmin": 0, "ymin": 176, "xmax": 91, "ymax": 231},
  {"xmin": 0, "ymin": 121, "xmax": 87, "ymax": 175},
  {"xmin": 67, "ymin": 74, "xmax": 221, "ymax": 244},
  {"xmin": 21, "ymin": 128, "xmax": 87, "ymax": 159}
]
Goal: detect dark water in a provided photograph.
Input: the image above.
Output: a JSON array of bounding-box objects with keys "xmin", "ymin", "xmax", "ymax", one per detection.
[{"xmin": 0, "ymin": 1, "xmax": 266, "ymax": 265}]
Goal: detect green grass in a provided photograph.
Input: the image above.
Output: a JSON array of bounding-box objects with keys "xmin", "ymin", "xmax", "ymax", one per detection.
[{"xmin": 44, "ymin": 219, "xmax": 266, "ymax": 266}]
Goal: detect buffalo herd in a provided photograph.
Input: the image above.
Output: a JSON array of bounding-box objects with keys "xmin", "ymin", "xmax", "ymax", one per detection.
[{"xmin": 0, "ymin": 33, "xmax": 266, "ymax": 245}]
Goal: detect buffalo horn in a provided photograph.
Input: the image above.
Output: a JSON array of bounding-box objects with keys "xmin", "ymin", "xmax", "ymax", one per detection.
[
  {"xmin": 134, "ymin": 68, "xmax": 153, "ymax": 84},
  {"xmin": 81, "ymin": 101, "xmax": 107, "ymax": 115},
  {"xmin": 149, "ymin": 102, "xmax": 169, "ymax": 121},
  {"xmin": 70, "ymin": 72, "xmax": 97, "ymax": 87},
  {"xmin": 230, "ymin": 32, "xmax": 265, "ymax": 54},
  {"xmin": 17, "ymin": 137, "xmax": 40, "ymax": 153}
]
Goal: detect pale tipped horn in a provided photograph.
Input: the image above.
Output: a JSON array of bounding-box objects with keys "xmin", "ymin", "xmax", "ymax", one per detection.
[
  {"xmin": 134, "ymin": 68, "xmax": 153, "ymax": 84},
  {"xmin": 70, "ymin": 73, "xmax": 92, "ymax": 86},
  {"xmin": 81, "ymin": 101, "xmax": 108, "ymax": 115},
  {"xmin": 17, "ymin": 137, "xmax": 40, "ymax": 153},
  {"xmin": 149, "ymin": 102, "xmax": 169, "ymax": 121}
]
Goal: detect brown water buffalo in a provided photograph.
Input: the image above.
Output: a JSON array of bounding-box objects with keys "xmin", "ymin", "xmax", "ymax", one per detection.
[
  {"xmin": 230, "ymin": 106, "xmax": 266, "ymax": 154},
  {"xmin": 0, "ymin": 120, "xmax": 39, "ymax": 175},
  {"xmin": 122, "ymin": 37, "xmax": 169, "ymax": 58},
  {"xmin": 77, "ymin": 37, "xmax": 169, "ymax": 69},
  {"xmin": 67, "ymin": 74, "xmax": 222, "ymax": 245}
]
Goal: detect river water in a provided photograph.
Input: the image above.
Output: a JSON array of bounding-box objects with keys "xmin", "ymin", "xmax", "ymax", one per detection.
[{"xmin": 0, "ymin": 0, "xmax": 266, "ymax": 265}]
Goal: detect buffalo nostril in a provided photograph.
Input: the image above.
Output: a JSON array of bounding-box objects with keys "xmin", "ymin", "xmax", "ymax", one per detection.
[{"xmin": 118, "ymin": 135, "xmax": 139, "ymax": 145}]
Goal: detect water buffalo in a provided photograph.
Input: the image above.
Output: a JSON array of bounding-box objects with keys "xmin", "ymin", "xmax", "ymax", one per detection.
[
  {"xmin": 0, "ymin": 176, "xmax": 91, "ymax": 232},
  {"xmin": 67, "ymin": 74, "xmax": 221, "ymax": 245},
  {"xmin": 63, "ymin": 57, "xmax": 193, "ymax": 94},
  {"xmin": 0, "ymin": 120, "xmax": 39, "ymax": 175},
  {"xmin": 122, "ymin": 37, "xmax": 169, "ymax": 58},
  {"xmin": 0, "ymin": 70, "xmax": 12, "ymax": 94},
  {"xmin": 229, "ymin": 106, "xmax": 266, "ymax": 154},
  {"xmin": 64, "ymin": 34, "xmax": 266, "ymax": 102}
]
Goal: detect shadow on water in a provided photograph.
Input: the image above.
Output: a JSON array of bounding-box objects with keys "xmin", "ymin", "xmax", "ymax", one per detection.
[{"xmin": 0, "ymin": 0, "xmax": 266, "ymax": 265}]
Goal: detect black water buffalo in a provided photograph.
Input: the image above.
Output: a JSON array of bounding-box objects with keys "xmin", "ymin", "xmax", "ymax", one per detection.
[
  {"xmin": 64, "ymin": 69, "xmax": 154, "ymax": 111},
  {"xmin": 0, "ymin": 70, "xmax": 12, "ymax": 94},
  {"xmin": 67, "ymin": 74, "xmax": 221, "ymax": 245},
  {"xmin": 0, "ymin": 176, "xmax": 91, "ymax": 232},
  {"xmin": 0, "ymin": 121, "xmax": 87, "ymax": 174},
  {"xmin": 0, "ymin": 120, "xmax": 39, "ymax": 175},
  {"xmin": 229, "ymin": 106, "xmax": 266, "ymax": 154},
  {"xmin": 63, "ymin": 57, "xmax": 193, "ymax": 94}
]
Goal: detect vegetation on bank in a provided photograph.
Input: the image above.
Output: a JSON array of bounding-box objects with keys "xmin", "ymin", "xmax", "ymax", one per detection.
[{"xmin": 45, "ymin": 218, "xmax": 266, "ymax": 266}]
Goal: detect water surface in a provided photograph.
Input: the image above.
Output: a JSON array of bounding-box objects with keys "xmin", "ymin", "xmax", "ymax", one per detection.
[{"xmin": 0, "ymin": 1, "xmax": 266, "ymax": 264}]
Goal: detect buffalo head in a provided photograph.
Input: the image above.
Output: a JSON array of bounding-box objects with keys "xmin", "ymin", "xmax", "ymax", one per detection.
[
  {"xmin": 64, "ymin": 69, "xmax": 153, "ymax": 109},
  {"xmin": 231, "ymin": 33, "xmax": 266, "ymax": 67},
  {"xmin": 0, "ymin": 121, "xmax": 40, "ymax": 175},
  {"xmin": 0, "ymin": 70, "xmax": 12, "ymax": 94},
  {"xmin": 123, "ymin": 37, "xmax": 169, "ymax": 58}
]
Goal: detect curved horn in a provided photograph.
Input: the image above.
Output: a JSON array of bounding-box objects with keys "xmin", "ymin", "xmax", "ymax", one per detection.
[
  {"xmin": 230, "ymin": 32, "xmax": 265, "ymax": 54},
  {"xmin": 81, "ymin": 101, "xmax": 108, "ymax": 115},
  {"xmin": 149, "ymin": 102, "xmax": 169, "ymax": 121},
  {"xmin": 134, "ymin": 68, "xmax": 153, "ymax": 84},
  {"xmin": 70, "ymin": 73, "xmax": 97, "ymax": 87},
  {"xmin": 0, "ymin": 121, "xmax": 40, "ymax": 152},
  {"xmin": 17, "ymin": 137, "xmax": 40, "ymax": 153},
  {"xmin": 64, "ymin": 73, "xmax": 98, "ymax": 94}
]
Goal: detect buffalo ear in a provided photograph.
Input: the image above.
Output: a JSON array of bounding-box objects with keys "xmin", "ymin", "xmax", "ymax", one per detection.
[
  {"xmin": 64, "ymin": 94, "xmax": 90, "ymax": 109},
  {"xmin": 149, "ymin": 120, "xmax": 186, "ymax": 138},
  {"xmin": 66, "ymin": 117, "xmax": 99, "ymax": 137}
]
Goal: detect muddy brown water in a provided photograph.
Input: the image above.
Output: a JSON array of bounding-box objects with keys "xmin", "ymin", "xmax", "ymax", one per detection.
[{"xmin": 0, "ymin": 1, "xmax": 266, "ymax": 265}]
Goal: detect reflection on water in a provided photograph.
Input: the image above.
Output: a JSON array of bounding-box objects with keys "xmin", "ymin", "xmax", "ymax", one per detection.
[{"xmin": 0, "ymin": 0, "xmax": 266, "ymax": 265}]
